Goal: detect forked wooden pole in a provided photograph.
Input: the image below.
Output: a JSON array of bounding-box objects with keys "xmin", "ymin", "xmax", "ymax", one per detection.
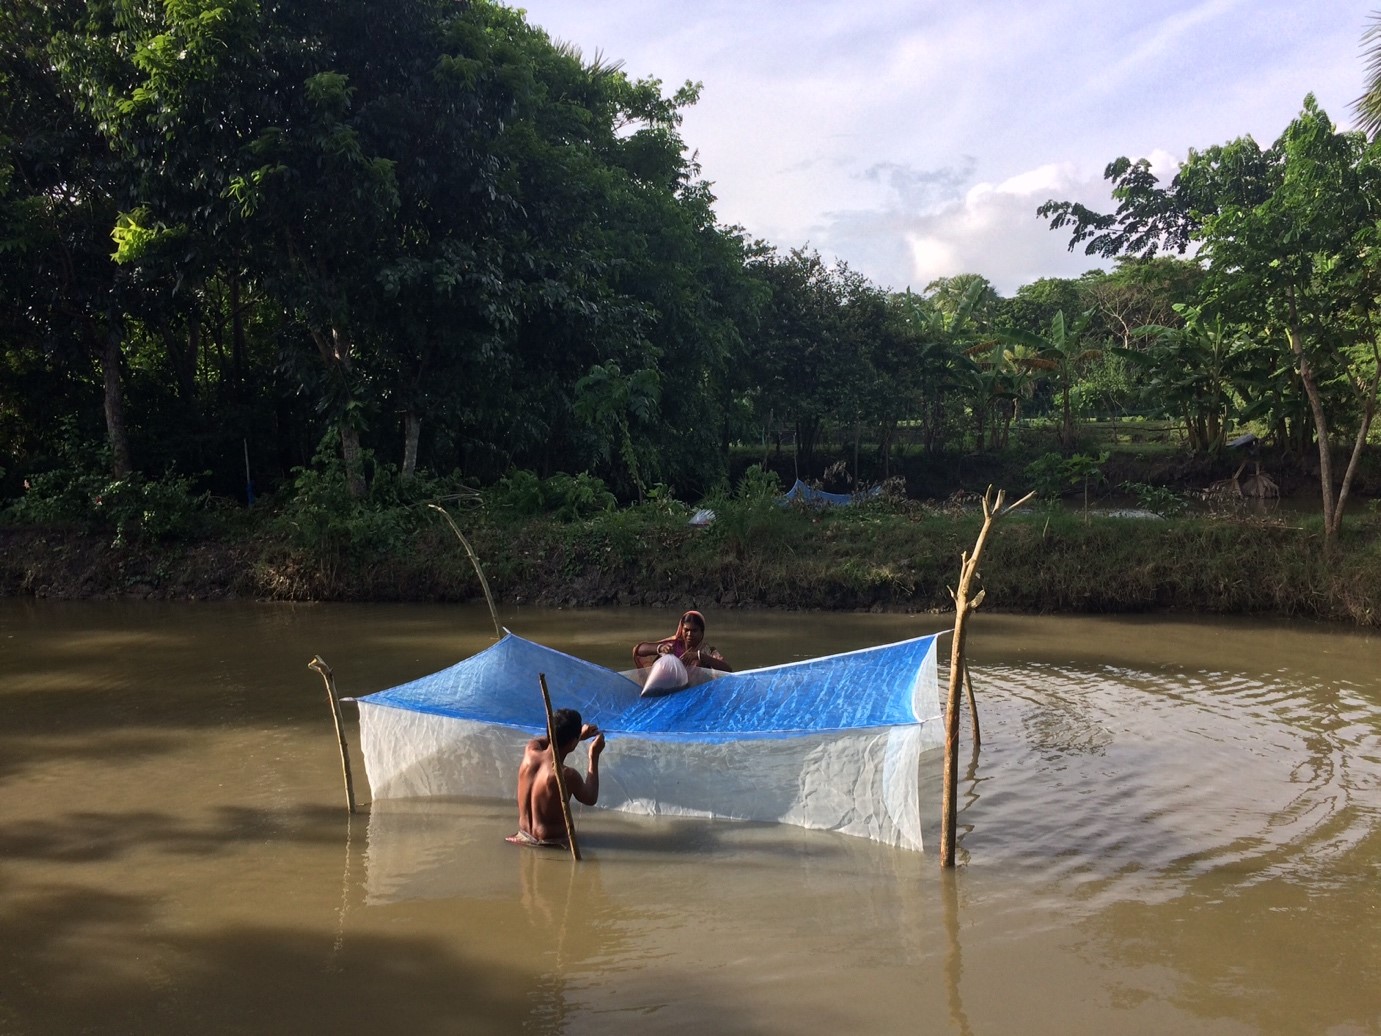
[
  {"xmin": 309, "ymin": 655, "xmax": 358, "ymax": 814},
  {"xmin": 538, "ymin": 673, "xmax": 581, "ymax": 862},
  {"xmin": 940, "ymin": 486, "xmax": 1033, "ymax": 868}
]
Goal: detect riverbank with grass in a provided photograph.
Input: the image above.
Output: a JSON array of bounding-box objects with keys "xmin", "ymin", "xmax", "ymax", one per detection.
[{"xmin": 4, "ymin": 478, "xmax": 1379, "ymax": 627}]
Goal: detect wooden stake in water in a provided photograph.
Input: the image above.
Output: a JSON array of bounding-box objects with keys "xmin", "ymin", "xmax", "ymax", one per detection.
[
  {"xmin": 539, "ymin": 672, "xmax": 581, "ymax": 862},
  {"xmin": 940, "ymin": 486, "xmax": 1032, "ymax": 868},
  {"xmin": 309, "ymin": 655, "xmax": 358, "ymax": 814},
  {"xmin": 963, "ymin": 662, "xmax": 982, "ymax": 747}
]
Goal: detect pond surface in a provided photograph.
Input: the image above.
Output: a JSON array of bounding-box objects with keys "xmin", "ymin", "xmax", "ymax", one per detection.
[{"xmin": 2, "ymin": 600, "xmax": 1378, "ymax": 1035}]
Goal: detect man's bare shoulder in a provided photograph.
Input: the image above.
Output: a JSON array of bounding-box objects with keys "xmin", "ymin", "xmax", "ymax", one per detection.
[{"xmin": 518, "ymin": 736, "xmax": 550, "ymax": 770}]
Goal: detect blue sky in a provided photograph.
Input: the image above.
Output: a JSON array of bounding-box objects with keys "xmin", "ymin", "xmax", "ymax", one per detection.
[{"xmin": 513, "ymin": 1, "xmax": 1371, "ymax": 296}]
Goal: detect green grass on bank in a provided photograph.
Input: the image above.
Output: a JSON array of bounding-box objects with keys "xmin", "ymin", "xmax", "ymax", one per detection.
[
  {"xmin": 440, "ymin": 501, "xmax": 1379, "ymax": 625},
  {"xmin": 3, "ymin": 449, "xmax": 1379, "ymax": 626},
  {"xmin": 6, "ymin": 491, "xmax": 1378, "ymax": 627}
]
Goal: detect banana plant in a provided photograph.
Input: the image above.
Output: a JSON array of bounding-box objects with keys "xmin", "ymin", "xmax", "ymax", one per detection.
[
  {"xmin": 1132, "ymin": 304, "xmax": 1258, "ymax": 453},
  {"xmin": 999, "ymin": 309, "xmax": 1101, "ymax": 448}
]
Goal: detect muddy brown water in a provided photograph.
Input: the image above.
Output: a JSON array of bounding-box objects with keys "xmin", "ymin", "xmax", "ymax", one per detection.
[{"xmin": 1, "ymin": 600, "xmax": 1378, "ymax": 1035}]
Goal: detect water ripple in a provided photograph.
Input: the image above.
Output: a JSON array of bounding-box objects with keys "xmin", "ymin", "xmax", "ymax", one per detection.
[{"xmin": 950, "ymin": 659, "xmax": 1379, "ymax": 909}]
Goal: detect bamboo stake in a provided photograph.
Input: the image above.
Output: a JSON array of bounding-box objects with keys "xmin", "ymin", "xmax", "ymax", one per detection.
[
  {"xmin": 940, "ymin": 486, "xmax": 1033, "ymax": 868},
  {"xmin": 308, "ymin": 655, "xmax": 358, "ymax": 814},
  {"xmin": 962, "ymin": 662, "xmax": 981, "ymax": 747},
  {"xmin": 427, "ymin": 503, "xmax": 502, "ymax": 638},
  {"xmin": 538, "ymin": 673, "xmax": 581, "ymax": 862}
]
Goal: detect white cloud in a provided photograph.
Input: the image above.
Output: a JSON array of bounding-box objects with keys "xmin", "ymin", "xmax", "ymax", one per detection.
[
  {"xmin": 513, "ymin": 0, "xmax": 1374, "ymax": 296},
  {"xmin": 898, "ymin": 164, "xmax": 1116, "ymax": 295}
]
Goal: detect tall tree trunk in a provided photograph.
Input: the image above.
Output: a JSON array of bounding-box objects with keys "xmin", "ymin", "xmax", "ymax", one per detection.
[
  {"xmin": 99, "ymin": 325, "xmax": 132, "ymax": 477},
  {"xmin": 229, "ymin": 267, "xmax": 246, "ymax": 400},
  {"xmin": 796, "ymin": 417, "xmax": 819, "ymax": 471},
  {"xmin": 340, "ymin": 424, "xmax": 366, "ymax": 499},
  {"xmin": 852, "ymin": 419, "xmax": 860, "ymax": 486},
  {"xmin": 1061, "ymin": 384, "xmax": 1074, "ymax": 448},
  {"xmin": 311, "ymin": 324, "xmax": 366, "ymax": 498},
  {"xmin": 402, "ymin": 409, "xmax": 420, "ymax": 480},
  {"xmin": 878, "ymin": 420, "xmax": 895, "ymax": 479},
  {"xmin": 1331, "ymin": 337, "xmax": 1381, "ymax": 537},
  {"xmin": 165, "ymin": 310, "xmax": 200, "ymax": 409},
  {"xmin": 1286, "ymin": 321, "xmax": 1337, "ymax": 540}
]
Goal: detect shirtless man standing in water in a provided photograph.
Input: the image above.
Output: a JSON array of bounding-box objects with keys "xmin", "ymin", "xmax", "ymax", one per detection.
[{"xmin": 508, "ymin": 708, "xmax": 605, "ymax": 847}]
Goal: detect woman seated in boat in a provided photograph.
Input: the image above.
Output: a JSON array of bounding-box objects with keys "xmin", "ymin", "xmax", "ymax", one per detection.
[{"xmin": 632, "ymin": 609, "xmax": 732, "ymax": 672}]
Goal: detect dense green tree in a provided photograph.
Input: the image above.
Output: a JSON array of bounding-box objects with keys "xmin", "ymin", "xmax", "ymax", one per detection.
[
  {"xmin": 40, "ymin": 0, "xmax": 753, "ymax": 502},
  {"xmin": 1131, "ymin": 305, "xmax": 1257, "ymax": 452},
  {"xmin": 1041, "ymin": 96, "xmax": 1381, "ymax": 541},
  {"xmin": 1, "ymin": 0, "xmax": 137, "ymax": 479},
  {"xmin": 889, "ymin": 290, "xmax": 974, "ymax": 455},
  {"xmin": 84, "ymin": 0, "xmax": 539, "ymax": 498},
  {"xmin": 1080, "ymin": 257, "xmax": 1204, "ymax": 350},
  {"xmin": 742, "ymin": 248, "xmax": 846, "ymax": 471},
  {"xmin": 922, "ymin": 273, "xmax": 1000, "ymax": 332},
  {"xmin": 1001, "ymin": 276, "xmax": 1085, "ymax": 338},
  {"xmin": 1204, "ymin": 102, "xmax": 1381, "ymax": 538},
  {"xmin": 1001, "ymin": 310, "xmax": 1101, "ymax": 449},
  {"xmin": 828, "ymin": 266, "xmax": 898, "ymax": 480},
  {"xmin": 474, "ymin": 23, "xmax": 755, "ymax": 495},
  {"xmin": 913, "ymin": 277, "xmax": 1008, "ymax": 451}
]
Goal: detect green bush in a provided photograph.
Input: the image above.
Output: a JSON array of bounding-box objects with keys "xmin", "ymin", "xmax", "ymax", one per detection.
[
  {"xmin": 1024, "ymin": 452, "xmax": 1070, "ymax": 501},
  {"xmin": 484, "ymin": 470, "xmax": 545, "ymax": 518},
  {"xmin": 484, "ymin": 469, "xmax": 616, "ymax": 522},
  {"xmin": 701, "ymin": 464, "xmax": 799, "ymax": 561},
  {"xmin": 99, "ymin": 471, "xmax": 213, "ymax": 544},
  {"xmin": 5, "ymin": 435, "xmax": 212, "ymax": 544},
  {"xmin": 734, "ymin": 464, "xmax": 783, "ymax": 504},
  {"xmin": 269, "ymin": 450, "xmax": 465, "ymax": 559},
  {"xmin": 543, "ymin": 472, "xmax": 617, "ymax": 521},
  {"xmin": 1122, "ymin": 480, "xmax": 1188, "ymax": 518}
]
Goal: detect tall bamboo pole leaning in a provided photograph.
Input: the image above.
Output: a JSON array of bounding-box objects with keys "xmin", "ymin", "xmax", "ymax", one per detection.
[
  {"xmin": 940, "ymin": 486, "xmax": 1033, "ymax": 868},
  {"xmin": 427, "ymin": 503, "xmax": 502, "ymax": 638},
  {"xmin": 538, "ymin": 673, "xmax": 581, "ymax": 862},
  {"xmin": 309, "ymin": 655, "xmax": 358, "ymax": 814}
]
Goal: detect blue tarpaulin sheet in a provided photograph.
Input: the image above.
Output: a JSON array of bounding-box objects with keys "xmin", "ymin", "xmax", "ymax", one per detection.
[
  {"xmin": 781, "ymin": 479, "xmax": 883, "ymax": 507},
  {"xmin": 360, "ymin": 630, "xmax": 941, "ymax": 741}
]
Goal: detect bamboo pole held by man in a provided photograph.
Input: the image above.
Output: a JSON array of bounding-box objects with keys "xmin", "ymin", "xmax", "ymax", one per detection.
[{"xmin": 539, "ymin": 673, "xmax": 581, "ymax": 862}]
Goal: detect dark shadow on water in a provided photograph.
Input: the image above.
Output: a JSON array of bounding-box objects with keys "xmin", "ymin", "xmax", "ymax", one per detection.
[
  {"xmin": 0, "ymin": 804, "xmax": 350, "ymax": 865},
  {"xmin": 1, "ymin": 809, "xmax": 778, "ymax": 1036},
  {"xmin": 0, "ymin": 882, "xmax": 531, "ymax": 1036},
  {"xmin": 0, "ymin": 729, "xmax": 187, "ymax": 785}
]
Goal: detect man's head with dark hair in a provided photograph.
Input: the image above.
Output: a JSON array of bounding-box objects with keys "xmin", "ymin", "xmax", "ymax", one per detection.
[{"xmin": 552, "ymin": 708, "xmax": 583, "ymax": 749}]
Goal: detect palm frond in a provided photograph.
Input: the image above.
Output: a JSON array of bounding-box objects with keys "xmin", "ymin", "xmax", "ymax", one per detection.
[{"xmin": 1354, "ymin": 11, "xmax": 1381, "ymax": 136}]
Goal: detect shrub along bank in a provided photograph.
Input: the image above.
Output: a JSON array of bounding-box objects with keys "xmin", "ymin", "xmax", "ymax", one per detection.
[{"xmin": 3, "ymin": 473, "xmax": 1379, "ymax": 627}]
